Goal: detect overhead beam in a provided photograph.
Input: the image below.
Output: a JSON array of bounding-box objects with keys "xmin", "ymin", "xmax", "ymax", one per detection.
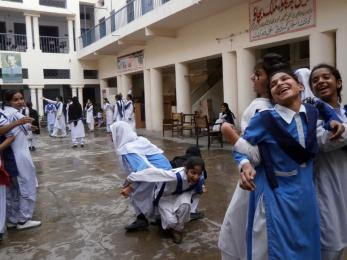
[
  {"xmin": 145, "ymin": 27, "xmax": 177, "ymax": 38},
  {"xmin": 117, "ymin": 39, "xmax": 146, "ymax": 46}
]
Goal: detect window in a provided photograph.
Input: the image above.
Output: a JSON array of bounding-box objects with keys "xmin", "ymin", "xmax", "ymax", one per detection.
[
  {"xmin": 83, "ymin": 70, "xmax": 98, "ymax": 79},
  {"xmin": 43, "ymin": 69, "xmax": 70, "ymax": 79},
  {"xmin": 0, "ymin": 68, "xmax": 27, "ymax": 78},
  {"xmin": 142, "ymin": 0, "xmax": 153, "ymax": 15},
  {"xmin": 127, "ymin": 0, "xmax": 135, "ymax": 23},
  {"xmin": 99, "ymin": 18, "xmax": 106, "ymax": 39}
]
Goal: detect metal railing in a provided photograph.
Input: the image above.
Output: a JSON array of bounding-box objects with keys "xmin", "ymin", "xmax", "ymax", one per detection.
[
  {"xmin": 0, "ymin": 33, "xmax": 27, "ymax": 52},
  {"xmin": 39, "ymin": 0, "xmax": 66, "ymax": 8},
  {"xmin": 79, "ymin": 0, "xmax": 170, "ymax": 48},
  {"xmin": 3, "ymin": 0, "xmax": 23, "ymax": 2},
  {"xmin": 40, "ymin": 36, "xmax": 69, "ymax": 53}
]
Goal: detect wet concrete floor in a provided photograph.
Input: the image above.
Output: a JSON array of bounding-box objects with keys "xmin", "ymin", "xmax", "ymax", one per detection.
[{"xmin": 0, "ymin": 128, "xmax": 239, "ymax": 260}]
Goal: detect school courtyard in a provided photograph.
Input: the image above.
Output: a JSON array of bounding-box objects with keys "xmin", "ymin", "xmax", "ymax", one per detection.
[{"xmin": 0, "ymin": 129, "xmax": 239, "ymax": 260}]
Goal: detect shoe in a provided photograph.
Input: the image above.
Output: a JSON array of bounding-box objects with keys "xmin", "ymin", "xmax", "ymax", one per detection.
[
  {"xmin": 150, "ymin": 218, "xmax": 162, "ymax": 226},
  {"xmin": 171, "ymin": 229, "xmax": 183, "ymax": 244},
  {"xmin": 6, "ymin": 222, "xmax": 16, "ymax": 229},
  {"xmin": 80, "ymin": 144, "xmax": 84, "ymax": 148},
  {"xmin": 72, "ymin": 144, "xmax": 77, "ymax": 148},
  {"xmin": 125, "ymin": 218, "xmax": 149, "ymax": 231},
  {"xmin": 29, "ymin": 147, "xmax": 32, "ymax": 151},
  {"xmin": 190, "ymin": 211, "xmax": 205, "ymax": 221},
  {"xmin": 0, "ymin": 233, "xmax": 3, "ymax": 241},
  {"xmin": 32, "ymin": 147, "xmax": 36, "ymax": 151},
  {"xmin": 17, "ymin": 220, "xmax": 41, "ymax": 230}
]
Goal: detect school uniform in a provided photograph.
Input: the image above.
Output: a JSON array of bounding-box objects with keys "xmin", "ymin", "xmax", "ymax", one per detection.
[
  {"xmin": 97, "ymin": 112, "xmax": 103, "ymax": 127},
  {"xmin": 127, "ymin": 167, "xmax": 197, "ymax": 232},
  {"xmin": 44, "ymin": 99, "xmax": 66, "ymax": 137},
  {"xmin": 111, "ymin": 121, "xmax": 172, "ymax": 218},
  {"xmin": 85, "ymin": 103, "xmax": 94, "ymax": 131},
  {"xmin": 233, "ymin": 104, "xmax": 347, "ymax": 260},
  {"xmin": 2, "ymin": 106, "xmax": 38, "ymax": 225},
  {"xmin": 103, "ymin": 103, "xmax": 113, "ymax": 132},
  {"xmin": 219, "ymin": 97, "xmax": 271, "ymax": 260},
  {"xmin": 0, "ymin": 133, "xmax": 10, "ymax": 239},
  {"xmin": 315, "ymin": 104, "xmax": 347, "ymax": 260},
  {"xmin": 45, "ymin": 103, "xmax": 56, "ymax": 135},
  {"xmin": 68, "ymin": 100, "xmax": 85, "ymax": 146},
  {"xmin": 124, "ymin": 100, "xmax": 135, "ymax": 130},
  {"xmin": 113, "ymin": 100, "xmax": 125, "ymax": 122}
]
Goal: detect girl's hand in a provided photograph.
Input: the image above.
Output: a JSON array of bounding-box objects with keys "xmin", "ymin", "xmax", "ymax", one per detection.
[
  {"xmin": 30, "ymin": 125, "xmax": 38, "ymax": 131},
  {"xmin": 0, "ymin": 136, "xmax": 16, "ymax": 151},
  {"xmin": 16, "ymin": 117, "xmax": 34, "ymax": 126},
  {"xmin": 120, "ymin": 185, "xmax": 133, "ymax": 197},
  {"xmin": 329, "ymin": 121, "xmax": 345, "ymax": 140},
  {"xmin": 239, "ymin": 162, "xmax": 256, "ymax": 191}
]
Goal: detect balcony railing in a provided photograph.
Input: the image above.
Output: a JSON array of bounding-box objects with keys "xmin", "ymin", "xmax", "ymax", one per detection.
[
  {"xmin": 79, "ymin": 0, "xmax": 170, "ymax": 48},
  {"xmin": 0, "ymin": 33, "xmax": 27, "ymax": 52},
  {"xmin": 40, "ymin": 36, "xmax": 69, "ymax": 53},
  {"xmin": 3, "ymin": 0, "xmax": 23, "ymax": 2},
  {"xmin": 39, "ymin": 0, "xmax": 66, "ymax": 8}
]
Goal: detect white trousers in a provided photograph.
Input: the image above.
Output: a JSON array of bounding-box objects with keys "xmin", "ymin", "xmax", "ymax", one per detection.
[{"xmin": 159, "ymin": 203, "xmax": 190, "ymax": 231}]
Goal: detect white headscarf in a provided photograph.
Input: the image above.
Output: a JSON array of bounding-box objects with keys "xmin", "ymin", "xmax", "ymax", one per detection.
[
  {"xmin": 295, "ymin": 68, "xmax": 315, "ymax": 101},
  {"xmin": 110, "ymin": 121, "xmax": 163, "ymax": 155}
]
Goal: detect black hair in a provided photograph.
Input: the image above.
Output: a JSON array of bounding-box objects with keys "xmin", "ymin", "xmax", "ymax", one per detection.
[
  {"xmin": 184, "ymin": 156, "xmax": 204, "ymax": 171},
  {"xmin": 127, "ymin": 94, "xmax": 133, "ymax": 100},
  {"xmin": 104, "ymin": 98, "xmax": 109, "ymax": 103},
  {"xmin": 3, "ymin": 89, "xmax": 23, "ymax": 109},
  {"xmin": 221, "ymin": 102, "xmax": 232, "ymax": 114},
  {"xmin": 116, "ymin": 95, "xmax": 122, "ymax": 101},
  {"xmin": 185, "ymin": 146, "xmax": 202, "ymax": 157},
  {"xmin": 57, "ymin": 96, "xmax": 63, "ymax": 102},
  {"xmin": 309, "ymin": 63, "xmax": 343, "ymax": 103},
  {"xmin": 26, "ymin": 101, "xmax": 33, "ymax": 108}
]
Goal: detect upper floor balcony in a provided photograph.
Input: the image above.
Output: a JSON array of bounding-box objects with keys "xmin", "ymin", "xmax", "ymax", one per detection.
[
  {"xmin": 79, "ymin": 0, "xmax": 171, "ymax": 48},
  {"xmin": 0, "ymin": 33, "xmax": 27, "ymax": 52}
]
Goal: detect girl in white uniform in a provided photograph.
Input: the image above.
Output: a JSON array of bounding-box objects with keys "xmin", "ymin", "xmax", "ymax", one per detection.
[
  {"xmin": 85, "ymin": 99, "xmax": 94, "ymax": 132},
  {"xmin": 3, "ymin": 90, "xmax": 41, "ymax": 230},
  {"xmin": 43, "ymin": 96, "xmax": 66, "ymax": 137},
  {"xmin": 68, "ymin": 97, "xmax": 85, "ymax": 148},
  {"xmin": 124, "ymin": 94, "xmax": 135, "ymax": 130},
  {"xmin": 102, "ymin": 98, "xmax": 113, "ymax": 132}
]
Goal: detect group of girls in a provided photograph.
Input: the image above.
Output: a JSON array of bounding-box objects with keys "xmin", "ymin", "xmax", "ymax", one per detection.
[
  {"xmin": 219, "ymin": 53, "xmax": 347, "ymax": 260},
  {"xmin": 103, "ymin": 93, "xmax": 135, "ymax": 133},
  {"xmin": 110, "ymin": 121, "xmax": 206, "ymax": 244},
  {"xmin": 43, "ymin": 96, "xmax": 86, "ymax": 148},
  {"xmin": 0, "ymin": 90, "xmax": 41, "ymax": 242}
]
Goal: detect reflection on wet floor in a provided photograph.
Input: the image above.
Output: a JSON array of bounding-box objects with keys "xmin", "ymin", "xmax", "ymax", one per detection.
[{"xmin": 0, "ymin": 128, "xmax": 239, "ymax": 260}]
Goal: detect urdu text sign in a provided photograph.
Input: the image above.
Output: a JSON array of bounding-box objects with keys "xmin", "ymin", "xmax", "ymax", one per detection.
[{"xmin": 249, "ymin": 0, "xmax": 316, "ymax": 41}]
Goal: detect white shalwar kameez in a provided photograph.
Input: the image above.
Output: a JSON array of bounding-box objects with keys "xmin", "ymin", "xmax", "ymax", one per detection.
[
  {"xmin": 124, "ymin": 100, "xmax": 135, "ymax": 131},
  {"xmin": 103, "ymin": 103, "xmax": 113, "ymax": 132},
  {"xmin": 314, "ymin": 105, "xmax": 347, "ymax": 259},
  {"xmin": 127, "ymin": 167, "xmax": 192, "ymax": 232},
  {"xmin": 45, "ymin": 104, "xmax": 56, "ymax": 135},
  {"xmin": 85, "ymin": 104, "xmax": 94, "ymax": 131},
  {"xmin": 45, "ymin": 99, "xmax": 66, "ymax": 137},
  {"xmin": 70, "ymin": 120, "xmax": 85, "ymax": 145},
  {"xmin": 219, "ymin": 97, "xmax": 272, "ymax": 260},
  {"xmin": 3, "ymin": 106, "xmax": 37, "ymax": 224},
  {"xmin": 113, "ymin": 100, "xmax": 125, "ymax": 122}
]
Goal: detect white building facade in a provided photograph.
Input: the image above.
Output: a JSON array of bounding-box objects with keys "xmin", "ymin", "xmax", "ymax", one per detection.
[{"xmin": 0, "ymin": 0, "xmax": 100, "ymax": 115}]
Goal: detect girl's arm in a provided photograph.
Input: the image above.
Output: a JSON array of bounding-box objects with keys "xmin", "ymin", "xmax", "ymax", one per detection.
[
  {"xmin": 127, "ymin": 167, "xmax": 179, "ymax": 183},
  {"xmin": 0, "ymin": 136, "xmax": 15, "ymax": 151},
  {"xmin": 0, "ymin": 117, "xmax": 33, "ymax": 136},
  {"xmin": 317, "ymin": 120, "xmax": 347, "ymax": 152},
  {"xmin": 42, "ymin": 97, "xmax": 57, "ymax": 104},
  {"xmin": 88, "ymin": 105, "xmax": 93, "ymax": 112}
]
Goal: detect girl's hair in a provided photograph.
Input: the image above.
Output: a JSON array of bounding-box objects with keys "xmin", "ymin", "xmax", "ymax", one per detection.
[
  {"xmin": 185, "ymin": 156, "xmax": 204, "ymax": 170},
  {"xmin": 127, "ymin": 94, "xmax": 133, "ymax": 100},
  {"xmin": 185, "ymin": 146, "xmax": 202, "ymax": 158},
  {"xmin": 309, "ymin": 64, "xmax": 343, "ymax": 103},
  {"xmin": 221, "ymin": 102, "xmax": 231, "ymax": 114},
  {"xmin": 3, "ymin": 90, "xmax": 23, "ymax": 109},
  {"xmin": 57, "ymin": 96, "xmax": 63, "ymax": 102},
  {"xmin": 255, "ymin": 53, "xmax": 290, "ymax": 76},
  {"xmin": 104, "ymin": 98, "xmax": 109, "ymax": 103},
  {"xmin": 116, "ymin": 95, "xmax": 122, "ymax": 101}
]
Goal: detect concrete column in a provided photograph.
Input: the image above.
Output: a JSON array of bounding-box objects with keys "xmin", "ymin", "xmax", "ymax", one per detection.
[
  {"xmin": 236, "ymin": 48, "xmax": 256, "ymax": 117},
  {"xmin": 71, "ymin": 87, "xmax": 77, "ymax": 97},
  {"xmin": 175, "ymin": 63, "xmax": 191, "ymax": 114},
  {"xmin": 116, "ymin": 75, "xmax": 122, "ymax": 94},
  {"xmin": 100, "ymin": 79, "xmax": 108, "ymax": 99},
  {"xmin": 29, "ymin": 87, "xmax": 37, "ymax": 110},
  {"xmin": 336, "ymin": 27, "xmax": 347, "ymax": 104},
  {"xmin": 37, "ymin": 87, "xmax": 44, "ymax": 116},
  {"xmin": 32, "ymin": 15, "xmax": 40, "ymax": 50},
  {"xmin": 67, "ymin": 17, "xmax": 74, "ymax": 53},
  {"xmin": 143, "ymin": 69, "xmax": 152, "ymax": 130},
  {"xmin": 24, "ymin": 14, "xmax": 33, "ymax": 51},
  {"xmin": 222, "ymin": 51, "xmax": 238, "ymax": 116},
  {"xmin": 150, "ymin": 68, "xmax": 164, "ymax": 131},
  {"xmin": 309, "ymin": 31, "xmax": 335, "ymax": 68},
  {"xmin": 78, "ymin": 87, "xmax": 84, "ymax": 107},
  {"xmin": 122, "ymin": 74, "xmax": 132, "ymax": 96}
]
